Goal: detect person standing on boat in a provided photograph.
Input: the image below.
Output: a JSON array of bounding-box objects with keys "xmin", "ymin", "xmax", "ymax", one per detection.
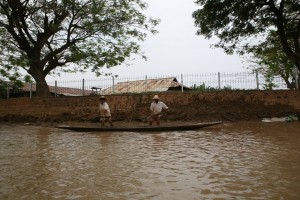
[
  {"xmin": 99, "ymin": 96, "xmax": 113, "ymax": 126},
  {"xmin": 150, "ymin": 95, "xmax": 168, "ymax": 125}
]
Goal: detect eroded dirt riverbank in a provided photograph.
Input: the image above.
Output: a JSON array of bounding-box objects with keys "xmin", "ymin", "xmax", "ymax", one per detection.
[{"xmin": 1, "ymin": 91, "xmax": 300, "ymax": 123}]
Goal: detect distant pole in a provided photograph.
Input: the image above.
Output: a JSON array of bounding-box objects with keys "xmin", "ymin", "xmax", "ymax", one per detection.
[
  {"xmin": 255, "ymin": 71, "xmax": 259, "ymax": 90},
  {"xmin": 218, "ymin": 72, "xmax": 221, "ymax": 89},
  {"xmin": 181, "ymin": 74, "xmax": 184, "ymax": 92},
  {"xmin": 82, "ymin": 79, "xmax": 85, "ymax": 96}
]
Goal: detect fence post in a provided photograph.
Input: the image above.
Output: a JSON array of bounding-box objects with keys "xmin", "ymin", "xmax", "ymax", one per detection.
[
  {"xmin": 55, "ymin": 81, "xmax": 57, "ymax": 97},
  {"xmin": 82, "ymin": 79, "xmax": 85, "ymax": 96},
  {"xmin": 294, "ymin": 68, "xmax": 299, "ymax": 90},
  {"xmin": 145, "ymin": 75, "xmax": 148, "ymax": 92},
  {"xmin": 181, "ymin": 74, "xmax": 184, "ymax": 92},
  {"xmin": 218, "ymin": 72, "xmax": 221, "ymax": 89},
  {"xmin": 30, "ymin": 83, "xmax": 33, "ymax": 98},
  {"xmin": 112, "ymin": 76, "xmax": 115, "ymax": 94},
  {"xmin": 255, "ymin": 71, "xmax": 259, "ymax": 90},
  {"xmin": 6, "ymin": 83, "xmax": 10, "ymax": 99}
]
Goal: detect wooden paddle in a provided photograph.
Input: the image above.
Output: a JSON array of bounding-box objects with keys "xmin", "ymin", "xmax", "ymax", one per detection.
[{"xmin": 141, "ymin": 110, "xmax": 165, "ymax": 122}]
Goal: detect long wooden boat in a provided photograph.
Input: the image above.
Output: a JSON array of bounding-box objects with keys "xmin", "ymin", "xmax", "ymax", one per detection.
[{"xmin": 56, "ymin": 121, "xmax": 222, "ymax": 132}]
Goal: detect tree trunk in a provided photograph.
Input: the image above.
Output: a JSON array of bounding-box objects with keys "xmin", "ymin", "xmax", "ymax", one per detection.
[
  {"xmin": 296, "ymin": 61, "xmax": 300, "ymax": 72},
  {"xmin": 29, "ymin": 68, "xmax": 51, "ymax": 98},
  {"xmin": 35, "ymin": 78, "xmax": 51, "ymax": 98}
]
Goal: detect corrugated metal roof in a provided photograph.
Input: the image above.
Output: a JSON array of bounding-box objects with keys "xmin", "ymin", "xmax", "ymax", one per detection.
[{"xmin": 103, "ymin": 77, "xmax": 190, "ymax": 94}]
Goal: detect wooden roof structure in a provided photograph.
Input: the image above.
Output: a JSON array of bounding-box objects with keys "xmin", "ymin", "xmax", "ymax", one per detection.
[
  {"xmin": 103, "ymin": 77, "xmax": 190, "ymax": 94},
  {"xmin": 22, "ymin": 83, "xmax": 93, "ymax": 96}
]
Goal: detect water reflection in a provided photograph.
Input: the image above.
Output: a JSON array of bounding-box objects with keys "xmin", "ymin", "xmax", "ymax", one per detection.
[{"xmin": 0, "ymin": 123, "xmax": 300, "ymax": 199}]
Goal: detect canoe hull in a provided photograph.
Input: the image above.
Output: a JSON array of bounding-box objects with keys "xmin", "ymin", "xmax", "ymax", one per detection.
[{"xmin": 56, "ymin": 121, "xmax": 222, "ymax": 132}]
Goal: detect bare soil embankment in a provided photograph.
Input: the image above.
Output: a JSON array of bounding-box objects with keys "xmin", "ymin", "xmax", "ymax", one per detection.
[{"xmin": 0, "ymin": 91, "xmax": 299, "ymax": 124}]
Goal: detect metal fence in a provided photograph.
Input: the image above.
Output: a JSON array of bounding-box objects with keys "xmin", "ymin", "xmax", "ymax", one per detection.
[{"xmin": 1, "ymin": 71, "xmax": 299, "ymax": 99}]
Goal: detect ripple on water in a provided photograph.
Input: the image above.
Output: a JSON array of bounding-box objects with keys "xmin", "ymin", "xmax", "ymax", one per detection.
[{"xmin": 0, "ymin": 124, "xmax": 300, "ymax": 199}]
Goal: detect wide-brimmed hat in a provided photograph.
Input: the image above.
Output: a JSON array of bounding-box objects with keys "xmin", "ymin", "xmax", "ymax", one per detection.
[
  {"xmin": 153, "ymin": 95, "xmax": 159, "ymax": 100},
  {"xmin": 99, "ymin": 96, "xmax": 106, "ymax": 100}
]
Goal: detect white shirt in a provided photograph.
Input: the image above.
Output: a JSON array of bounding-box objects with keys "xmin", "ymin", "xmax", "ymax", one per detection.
[
  {"xmin": 99, "ymin": 102, "xmax": 111, "ymax": 117},
  {"xmin": 150, "ymin": 101, "xmax": 168, "ymax": 114}
]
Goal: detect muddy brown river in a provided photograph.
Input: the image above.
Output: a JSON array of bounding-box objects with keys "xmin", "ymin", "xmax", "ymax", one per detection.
[{"xmin": 0, "ymin": 122, "xmax": 299, "ymax": 200}]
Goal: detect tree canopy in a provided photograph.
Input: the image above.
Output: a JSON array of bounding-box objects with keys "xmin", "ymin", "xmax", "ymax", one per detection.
[
  {"xmin": 0, "ymin": 0, "xmax": 159, "ymax": 97},
  {"xmin": 193, "ymin": 0, "xmax": 300, "ymax": 71},
  {"xmin": 247, "ymin": 30, "xmax": 296, "ymax": 89}
]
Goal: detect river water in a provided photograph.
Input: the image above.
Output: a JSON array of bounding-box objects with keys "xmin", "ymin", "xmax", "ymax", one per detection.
[{"xmin": 0, "ymin": 122, "xmax": 299, "ymax": 200}]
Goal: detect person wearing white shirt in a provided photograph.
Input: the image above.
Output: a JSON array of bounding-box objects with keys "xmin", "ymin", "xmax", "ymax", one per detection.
[
  {"xmin": 150, "ymin": 95, "xmax": 168, "ymax": 125},
  {"xmin": 99, "ymin": 96, "xmax": 113, "ymax": 126}
]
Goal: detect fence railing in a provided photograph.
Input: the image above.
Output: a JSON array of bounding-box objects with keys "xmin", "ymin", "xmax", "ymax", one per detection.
[{"xmin": 1, "ymin": 71, "xmax": 299, "ymax": 99}]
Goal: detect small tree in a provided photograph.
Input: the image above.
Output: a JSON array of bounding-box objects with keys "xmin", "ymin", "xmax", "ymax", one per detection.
[{"xmin": 0, "ymin": 0, "xmax": 159, "ymax": 97}]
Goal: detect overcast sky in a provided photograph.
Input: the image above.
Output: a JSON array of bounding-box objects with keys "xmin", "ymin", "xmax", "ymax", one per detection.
[{"xmin": 47, "ymin": 0, "xmax": 246, "ymax": 82}]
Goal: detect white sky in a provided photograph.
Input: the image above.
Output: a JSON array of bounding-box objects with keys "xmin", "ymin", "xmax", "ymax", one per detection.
[{"xmin": 46, "ymin": 0, "xmax": 246, "ymax": 82}]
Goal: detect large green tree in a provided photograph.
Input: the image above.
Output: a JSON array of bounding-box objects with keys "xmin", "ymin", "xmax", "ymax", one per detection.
[
  {"xmin": 248, "ymin": 30, "xmax": 296, "ymax": 89},
  {"xmin": 0, "ymin": 0, "xmax": 158, "ymax": 97},
  {"xmin": 193, "ymin": 0, "xmax": 300, "ymax": 71}
]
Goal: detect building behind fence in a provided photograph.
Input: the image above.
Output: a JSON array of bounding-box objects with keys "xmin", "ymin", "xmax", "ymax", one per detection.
[{"xmin": 1, "ymin": 71, "xmax": 299, "ymax": 99}]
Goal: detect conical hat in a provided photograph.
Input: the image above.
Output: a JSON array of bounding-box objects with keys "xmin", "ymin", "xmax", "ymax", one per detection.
[{"xmin": 153, "ymin": 95, "xmax": 159, "ymax": 100}]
